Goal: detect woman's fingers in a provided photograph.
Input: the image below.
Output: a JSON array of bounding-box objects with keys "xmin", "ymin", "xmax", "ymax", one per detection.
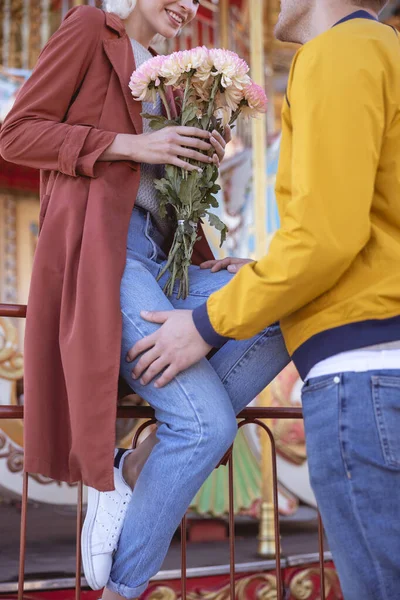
[
  {"xmin": 177, "ymin": 136, "xmax": 212, "ymax": 152},
  {"xmin": 210, "ymin": 130, "xmax": 226, "ymax": 163},
  {"xmin": 211, "ymin": 130, "xmax": 226, "ymax": 148},
  {"xmin": 176, "ymin": 126, "xmax": 212, "ymax": 139},
  {"xmin": 177, "ymin": 146, "xmax": 214, "ymax": 164},
  {"xmin": 224, "ymin": 125, "xmax": 232, "ymax": 144},
  {"xmin": 173, "ymin": 158, "xmax": 203, "ymax": 172}
]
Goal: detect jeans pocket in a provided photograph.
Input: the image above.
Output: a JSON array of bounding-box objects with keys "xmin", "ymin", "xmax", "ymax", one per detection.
[
  {"xmin": 302, "ymin": 374, "xmax": 340, "ymax": 394},
  {"xmin": 371, "ymin": 375, "xmax": 400, "ymax": 469},
  {"xmin": 301, "ymin": 376, "xmax": 341, "ymax": 489}
]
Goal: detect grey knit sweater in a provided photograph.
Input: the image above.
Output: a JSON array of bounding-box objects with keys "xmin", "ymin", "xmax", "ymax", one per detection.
[{"xmin": 131, "ymin": 39, "xmax": 170, "ymax": 236}]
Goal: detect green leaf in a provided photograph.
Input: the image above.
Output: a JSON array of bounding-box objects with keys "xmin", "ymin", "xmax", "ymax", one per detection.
[
  {"xmin": 148, "ymin": 119, "xmax": 169, "ymax": 131},
  {"xmin": 204, "ymin": 164, "xmax": 215, "ymax": 183},
  {"xmin": 206, "ymin": 211, "xmax": 228, "ymax": 247},
  {"xmin": 206, "ymin": 194, "xmax": 219, "ymax": 208},
  {"xmin": 140, "ymin": 113, "xmax": 167, "ymax": 122},
  {"xmin": 181, "ymin": 103, "xmax": 198, "ymax": 126},
  {"xmin": 154, "ymin": 178, "xmax": 170, "ymax": 197},
  {"xmin": 201, "ymin": 115, "xmax": 210, "ymax": 130},
  {"xmin": 180, "ymin": 170, "xmax": 200, "ymax": 205},
  {"xmin": 158, "ymin": 203, "xmax": 168, "ymax": 219},
  {"xmin": 165, "ymin": 165, "xmax": 181, "ymax": 196}
]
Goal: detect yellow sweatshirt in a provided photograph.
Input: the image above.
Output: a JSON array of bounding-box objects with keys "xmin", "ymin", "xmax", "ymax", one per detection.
[{"xmin": 193, "ymin": 11, "xmax": 400, "ymax": 379}]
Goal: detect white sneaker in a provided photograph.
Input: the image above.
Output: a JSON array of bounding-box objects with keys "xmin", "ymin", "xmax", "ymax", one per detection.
[{"xmin": 82, "ymin": 448, "xmax": 133, "ymax": 590}]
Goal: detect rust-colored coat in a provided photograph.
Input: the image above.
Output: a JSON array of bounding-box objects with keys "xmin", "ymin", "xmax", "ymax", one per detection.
[{"xmin": 0, "ymin": 6, "xmax": 213, "ymax": 491}]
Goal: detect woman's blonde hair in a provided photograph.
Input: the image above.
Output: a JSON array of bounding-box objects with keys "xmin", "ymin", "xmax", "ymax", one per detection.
[{"xmin": 102, "ymin": 0, "xmax": 136, "ymax": 19}]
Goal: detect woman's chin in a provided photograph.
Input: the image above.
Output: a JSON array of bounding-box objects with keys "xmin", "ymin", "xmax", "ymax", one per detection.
[{"xmin": 157, "ymin": 28, "xmax": 180, "ymax": 40}]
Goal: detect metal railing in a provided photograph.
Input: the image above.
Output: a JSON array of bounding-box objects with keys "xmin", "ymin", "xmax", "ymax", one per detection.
[{"xmin": 0, "ymin": 303, "xmax": 329, "ymax": 600}]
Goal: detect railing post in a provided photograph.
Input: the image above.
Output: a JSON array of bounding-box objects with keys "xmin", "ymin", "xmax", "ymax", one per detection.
[
  {"xmin": 76, "ymin": 481, "xmax": 84, "ymax": 600},
  {"xmin": 228, "ymin": 450, "xmax": 236, "ymax": 599},
  {"xmin": 180, "ymin": 514, "xmax": 187, "ymax": 600},
  {"xmin": 17, "ymin": 471, "xmax": 29, "ymax": 600},
  {"xmin": 318, "ymin": 511, "xmax": 327, "ymax": 600}
]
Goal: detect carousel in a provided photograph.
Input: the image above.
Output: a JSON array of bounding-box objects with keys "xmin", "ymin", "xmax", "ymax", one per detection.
[{"xmin": 1, "ymin": 1, "xmax": 398, "ymax": 598}]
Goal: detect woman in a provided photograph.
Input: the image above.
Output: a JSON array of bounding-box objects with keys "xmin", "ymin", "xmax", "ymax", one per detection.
[{"xmin": 0, "ymin": 1, "xmax": 290, "ymax": 597}]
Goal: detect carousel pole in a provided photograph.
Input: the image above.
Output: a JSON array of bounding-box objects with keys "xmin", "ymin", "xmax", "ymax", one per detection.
[
  {"xmin": 219, "ymin": 0, "xmax": 229, "ymax": 48},
  {"xmin": 250, "ymin": 0, "xmax": 268, "ymax": 255},
  {"xmin": 249, "ymin": 0, "xmax": 277, "ymax": 559}
]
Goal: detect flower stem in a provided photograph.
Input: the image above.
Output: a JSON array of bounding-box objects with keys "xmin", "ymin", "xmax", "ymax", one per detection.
[
  {"xmin": 206, "ymin": 75, "xmax": 222, "ymax": 128},
  {"xmin": 158, "ymin": 85, "xmax": 172, "ymax": 121}
]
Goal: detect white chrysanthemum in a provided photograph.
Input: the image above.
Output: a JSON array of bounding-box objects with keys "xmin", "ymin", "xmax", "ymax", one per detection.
[
  {"xmin": 209, "ymin": 49, "xmax": 250, "ymax": 90},
  {"xmin": 160, "ymin": 46, "xmax": 209, "ymax": 86}
]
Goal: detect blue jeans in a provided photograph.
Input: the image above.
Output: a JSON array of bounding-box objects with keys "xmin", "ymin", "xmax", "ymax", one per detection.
[
  {"xmin": 108, "ymin": 208, "xmax": 290, "ymax": 597},
  {"xmin": 302, "ymin": 371, "xmax": 400, "ymax": 600}
]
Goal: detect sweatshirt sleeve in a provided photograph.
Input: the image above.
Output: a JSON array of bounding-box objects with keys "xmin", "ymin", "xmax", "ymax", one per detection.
[
  {"xmin": 193, "ymin": 36, "xmax": 384, "ymax": 345},
  {"xmin": 0, "ymin": 6, "xmax": 117, "ymax": 178}
]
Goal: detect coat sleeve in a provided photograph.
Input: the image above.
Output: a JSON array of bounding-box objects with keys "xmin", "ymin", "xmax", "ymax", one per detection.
[
  {"xmin": 193, "ymin": 36, "xmax": 384, "ymax": 344},
  {"xmin": 0, "ymin": 6, "xmax": 117, "ymax": 178}
]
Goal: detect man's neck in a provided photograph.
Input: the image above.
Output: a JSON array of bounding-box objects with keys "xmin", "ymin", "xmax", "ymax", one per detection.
[{"xmin": 306, "ymin": 5, "xmax": 377, "ymax": 42}]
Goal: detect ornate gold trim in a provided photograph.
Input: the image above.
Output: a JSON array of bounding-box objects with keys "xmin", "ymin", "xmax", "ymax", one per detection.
[
  {"xmin": 147, "ymin": 574, "xmax": 277, "ymax": 600},
  {"xmin": 290, "ymin": 567, "xmax": 341, "ymax": 599}
]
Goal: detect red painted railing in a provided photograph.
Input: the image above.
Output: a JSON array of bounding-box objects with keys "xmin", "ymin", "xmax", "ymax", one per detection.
[{"xmin": 0, "ymin": 303, "xmax": 329, "ymax": 600}]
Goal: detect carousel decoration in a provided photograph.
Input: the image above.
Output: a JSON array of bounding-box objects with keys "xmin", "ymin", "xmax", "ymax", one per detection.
[{"xmin": 143, "ymin": 565, "xmax": 343, "ymax": 600}]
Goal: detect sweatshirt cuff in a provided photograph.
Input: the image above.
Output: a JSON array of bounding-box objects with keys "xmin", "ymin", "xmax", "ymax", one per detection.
[{"xmin": 192, "ymin": 302, "xmax": 231, "ymax": 348}]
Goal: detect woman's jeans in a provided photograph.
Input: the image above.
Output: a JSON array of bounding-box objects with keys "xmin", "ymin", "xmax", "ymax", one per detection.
[
  {"xmin": 302, "ymin": 372, "xmax": 400, "ymax": 600},
  {"xmin": 108, "ymin": 207, "xmax": 290, "ymax": 597}
]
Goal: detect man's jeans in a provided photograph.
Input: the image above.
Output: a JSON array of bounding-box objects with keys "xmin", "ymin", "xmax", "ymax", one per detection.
[
  {"xmin": 302, "ymin": 371, "xmax": 400, "ymax": 600},
  {"xmin": 108, "ymin": 208, "xmax": 290, "ymax": 597}
]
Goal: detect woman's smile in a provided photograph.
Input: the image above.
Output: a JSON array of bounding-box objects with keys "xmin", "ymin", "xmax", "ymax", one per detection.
[{"xmin": 165, "ymin": 7, "xmax": 185, "ymax": 27}]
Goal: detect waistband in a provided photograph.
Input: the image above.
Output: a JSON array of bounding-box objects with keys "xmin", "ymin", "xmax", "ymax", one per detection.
[{"xmin": 292, "ymin": 314, "xmax": 400, "ymax": 380}]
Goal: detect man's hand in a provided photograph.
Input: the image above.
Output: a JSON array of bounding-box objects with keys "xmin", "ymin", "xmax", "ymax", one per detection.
[
  {"xmin": 201, "ymin": 257, "xmax": 254, "ymax": 274},
  {"xmin": 126, "ymin": 310, "xmax": 212, "ymax": 388}
]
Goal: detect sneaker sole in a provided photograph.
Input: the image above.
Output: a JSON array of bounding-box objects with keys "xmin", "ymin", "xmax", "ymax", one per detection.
[{"xmin": 81, "ymin": 486, "xmax": 102, "ymax": 590}]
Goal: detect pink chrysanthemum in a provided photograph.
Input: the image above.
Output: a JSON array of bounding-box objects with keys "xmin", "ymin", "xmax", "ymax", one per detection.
[
  {"xmin": 242, "ymin": 82, "xmax": 268, "ymax": 118},
  {"xmin": 129, "ymin": 55, "xmax": 166, "ymax": 103}
]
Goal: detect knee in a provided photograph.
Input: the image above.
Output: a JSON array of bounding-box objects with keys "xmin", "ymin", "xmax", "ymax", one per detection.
[{"xmin": 202, "ymin": 411, "xmax": 238, "ymax": 457}]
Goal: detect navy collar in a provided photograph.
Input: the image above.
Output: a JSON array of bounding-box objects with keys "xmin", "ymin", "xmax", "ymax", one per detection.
[{"xmin": 334, "ymin": 10, "xmax": 378, "ymax": 27}]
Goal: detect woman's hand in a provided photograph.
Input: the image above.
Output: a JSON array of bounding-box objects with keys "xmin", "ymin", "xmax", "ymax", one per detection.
[
  {"xmin": 210, "ymin": 125, "xmax": 232, "ymax": 167},
  {"xmin": 201, "ymin": 257, "xmax": 254, "ymax": 274},
  {"xmin": 101, "ymin": 125, "xmax": 232, "ymax": 170},
  {"xmin": 131, "ymin": 126, "xmax": 217, "ymax": 172}
]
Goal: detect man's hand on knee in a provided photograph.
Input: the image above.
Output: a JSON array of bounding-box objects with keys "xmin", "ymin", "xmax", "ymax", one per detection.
[{"xmin": 126, "ymin": 310, "xmax": 212, "ymax": 388}]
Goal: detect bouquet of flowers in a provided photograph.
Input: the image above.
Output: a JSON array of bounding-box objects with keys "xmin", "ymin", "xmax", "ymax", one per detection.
[{"xmin": 130, "ymin": 47, "xmax": 267, "ymax": 299}]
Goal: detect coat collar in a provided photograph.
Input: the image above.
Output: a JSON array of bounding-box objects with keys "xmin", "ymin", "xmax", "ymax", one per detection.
[
  {"xmin": 103, "ymin": 12, "xmax": 143, "ymax": 134},
  {"xmin": 104, "ymin": 11, "xmax": 126, "ymax": 37},
  {"xmin": 103, "ymin": 11, "xmax": 179, "ymax": 131}
]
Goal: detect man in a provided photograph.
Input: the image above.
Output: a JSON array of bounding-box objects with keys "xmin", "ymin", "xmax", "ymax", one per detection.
[{"xmin": 128, "ymin": 1, "xmax": 400, "ymax": 597}]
